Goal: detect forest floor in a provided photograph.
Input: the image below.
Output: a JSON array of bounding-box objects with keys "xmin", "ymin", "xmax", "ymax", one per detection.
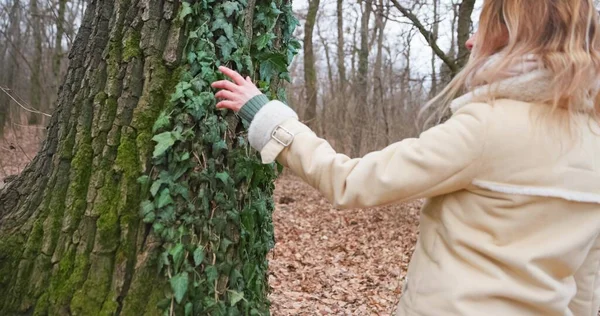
[
  {"xmin": 269, "ymin": 175, "xmax": 421, "ymax": 315},
  {"xmin": 0, "ymin": 131, "xmax": 422, "ymax": 316}
]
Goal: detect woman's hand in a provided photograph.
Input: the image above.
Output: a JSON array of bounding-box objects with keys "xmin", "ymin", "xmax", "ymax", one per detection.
[{"xmin": 211, "ymin": 66, "xmax": 262, "ymax": 112}]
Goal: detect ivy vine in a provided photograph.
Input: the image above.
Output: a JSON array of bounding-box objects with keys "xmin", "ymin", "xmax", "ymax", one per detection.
[{"xmin": 138, "ymin": 0, "xmax": 300, "ymax": 315}]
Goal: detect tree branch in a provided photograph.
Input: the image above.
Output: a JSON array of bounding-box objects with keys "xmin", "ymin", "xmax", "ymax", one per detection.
[{"xmin": 389, "ymin": 0, "xmax": 459, "ymax": 75}]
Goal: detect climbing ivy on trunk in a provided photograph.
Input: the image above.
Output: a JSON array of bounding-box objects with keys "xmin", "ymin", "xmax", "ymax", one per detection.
[{"xmin": 141, "ymin": 0, "xmax": 299, "ymax": 315}]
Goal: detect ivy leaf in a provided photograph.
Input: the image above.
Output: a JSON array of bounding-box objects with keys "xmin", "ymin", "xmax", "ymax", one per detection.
[
  {"xmin": 158, "ymin": 250, "xmax": 169, "ymax": 272},
  {"xmin": 152, "ymin": 132, "xmax": 176, "ymax": 158},
  {"xmin": 170, "ymin": 243, "xmax": 185, "ymax": 269},
  {"xmin": 193, "ymin": 247, "xmax": 205, "ymax": 266},
  {"xmin": 257, "ymin": 52, "xmax": 288, "ymax": 82},
  {"xmin": 140, "ymin": 200, "xmax": 155, "ymax": 216},
  {"xmin": 153, "ymin": 222, "xmax": 164, "ymax": 234},
  {"xmin": 222, "ymin": 1, "xmax": 240, "ymax": 17},
  {"xmin": 153, "ymin": 111, "xmax": 171, "ymax": 133},
  {"xmin": 150, "ymin": 180, "xmax": 162, "ymax": 197},
  {"xmin": 212, "ymin": 17, "xmax": 234, "ymax": 39},
  {"xmin": 228, "ymin": 290, "xmax": 244, "ymax": 306},
  {"xmin": 212, "ymin": 140, "xmax": 228, "ymax": 156},
  {"xmin": 270, "ymin": 1, "xmax": 283, "ymax": 15},
  {"xmin": 179, "ymin": 2, "xmax": 193, "ymax": 21},
  {"xmin": 157, "ymin": 188, "xmax": 174, "ymax": 208},
  {"xmin": 215, "ymin": 172, "xmax": 231, "ymax": 184},
  {"xmin": 253, "ymin": 33, "xmax": 275, "ymax": 50},
  {"xmin": 170, "ymin": 272, "xmax": 189, "ymax": 304},
  {"xmin": 205, "ymin": 265, "xmax": 218, "ymax": 283},
  {"xmin": 216, "ymin": 36, "xmax": 237, "ymax": 59},
  {"xmin": 142, "ymin": 211, "xmax": 155, "ymax": 223},
  {"xmin": 185, "ymin": 302, "xmax": 193, "ymax": 316}
]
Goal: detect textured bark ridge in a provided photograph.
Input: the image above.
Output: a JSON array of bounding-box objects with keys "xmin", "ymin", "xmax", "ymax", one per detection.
[{"xmin": 0, "ymin": 0, "xmax": 184, "ymax": 313}]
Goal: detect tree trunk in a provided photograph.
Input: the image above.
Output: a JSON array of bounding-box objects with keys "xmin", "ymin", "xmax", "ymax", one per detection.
[
  {"xmin": 336, "ymin": 0, "xmax": 346, "ymax": 91},
  {"xmin": 0, "ymin": 0, "xmax": 297, "ymax": 315},
  {"xmin": 317, "ymin": 22, "xmax": 334, "ymax": 97},
  {"xmin": 28, "ymin": 0, "xmax": 44, "ymax": 125},
  {"xmin": 0, "ymin": 0, "xmax": 22, "ymax": 136},
  {"xmin": 352, "ymin": 0, "xmax": 371, "ymax": 157},
  {"xmin": 52, "ymin": 0, "xmax": 68, "ymax": 101},
  {"xmin": 373, "ymin": 0, "xmax": 388, "ymax": 149},
  {"xmin": 456, "ymin": 0, "xmax": 475, "ymax": 69},
  {"xmin": 429, "ymin": 0, "xmax": 439, "ymax": 97},
  {"xmin": 303, "ymin": 0, "xmax": 320, "ymax": 128}
]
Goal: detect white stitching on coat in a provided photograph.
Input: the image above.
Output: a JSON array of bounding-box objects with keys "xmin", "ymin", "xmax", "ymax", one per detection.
[{"xmin": 472, "ymin": 180, "xmax": 600, "ymax": 204}]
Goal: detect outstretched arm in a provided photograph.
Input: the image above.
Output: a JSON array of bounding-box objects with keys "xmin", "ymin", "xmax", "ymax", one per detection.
[{"xmin": 212, "ymin": 66, "xmax": 491, "ymax": 209}]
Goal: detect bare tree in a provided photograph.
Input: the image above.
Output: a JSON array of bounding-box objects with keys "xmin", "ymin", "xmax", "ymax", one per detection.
[
  {"xmin": 390, "ymin": 0, "xmax": 475, "ymax": 77},
  {"xmin": 352, "ymin": 0, "xmax": 372, "ymax": 157},
  {"xmin": 337, "ymin": 0, "xmax": 346, "ymax": 91},
  {"xmin": 303, "ymin": 0, "xmax": 321, "ymax": 128}
]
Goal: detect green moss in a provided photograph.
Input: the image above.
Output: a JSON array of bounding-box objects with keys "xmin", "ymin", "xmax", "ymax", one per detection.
[
  {"xmin": 133, "ymin": 63, "xmax": 183, "ymax": 166},
  {"xmin": 70, "ymin": 254, "xmax": 114, "ymax": 315},
  {"xmin": 23, "ymin": 218, "xmax": 44, "ymax": 258},
  {"xmin": 99, "ymin": 296, "xmax": 119, "ymax": 316},
  {"xmin": 120, "ymin": 254, "xmax": 164, "ymax": 316},
  {"xmin": 41, "ymin": 161, "xmax": 71, "ymax": 255},
  {"xmin": 94, "ymin": 91, "xmax": 108, "ymax": 104},
  {"xmin": 123, "ymin": 31, "xmax": 142, "ymax": 61},
  {"xmin": 106, "ymin": 40, "xmax": 123, "ymax": 96},
  {"xmin": 46, "ymin": 247, "xmax": 76, "ymax": 307},
  {"xmin": 94, "ymin": 178, "xmax": 121, "ymax": 251},
  {"xmin": 116, "ymin": 128, "xmax": 140, "ymax": 180},
  {"xmin": 63, "ymin": 140, "xmax": 93, "ymax": 233},
  {"xmin": 0, "ymin": 235, "xmax": 25, "ymax": 312},
  {"xmin": 33, "ymin": 292, "xmax": 49, "ymax": 316}
]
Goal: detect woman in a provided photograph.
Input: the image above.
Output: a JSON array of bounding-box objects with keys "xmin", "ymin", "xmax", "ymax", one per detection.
[{"xmin": 211, "ymin": 0, "xmax": 600, "ymax": 315}]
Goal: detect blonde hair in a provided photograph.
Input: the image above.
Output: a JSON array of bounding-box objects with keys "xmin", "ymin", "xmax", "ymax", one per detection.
[{"xmin": 421, "ymin": 0, "xmax": 600, "ymax": 127}]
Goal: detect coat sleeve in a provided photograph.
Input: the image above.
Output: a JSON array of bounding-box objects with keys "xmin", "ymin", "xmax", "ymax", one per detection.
[{"xmin": 247, "ymin": 101, "xmax": 492, "ymax": 209}]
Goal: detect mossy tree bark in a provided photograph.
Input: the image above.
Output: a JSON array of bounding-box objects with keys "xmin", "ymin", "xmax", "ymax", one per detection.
[
  {"xmin": 0, "ymin": 0, "xmax": 184, "ymax": 313},
  {"xmin": 0, "ymin": 0, "xmax": 296, "ymax": 314}
]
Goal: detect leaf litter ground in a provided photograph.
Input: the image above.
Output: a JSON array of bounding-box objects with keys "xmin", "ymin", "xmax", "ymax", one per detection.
[{"xmin": 268, "ymin": 173, "xmax": 421, "ymax": 315}]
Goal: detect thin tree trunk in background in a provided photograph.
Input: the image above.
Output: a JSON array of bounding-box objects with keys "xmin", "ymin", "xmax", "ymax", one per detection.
[
  {"xmin": 28, "ymin": 0, "xmax": 43, "ymax": 125},
  {"xmin": 337, "ymin": 0, "xmax": 346, "ymax": 91},
  {"xmin": 0, "ymin": 0, "xmax": 22, "ymax": 136},
  {"xmin": 373, "ymin": 0, "xmax": 388, "ymax": 147},
  {"xmin": 316, "ymin": 20, "xmax": 333, "ymax": 139},
  {"xmin": 429, "ymin": 0, "xmax": 439, "ymax": 97},
  {"xmin": 350, "ymin": 13, "xmax": 358, "ymax": 80},
  {"xmin": 353, "ymin": 0, "xmax": 371, "ymax": 157},
  {"xmin": 317, "ymin": 21, "xmax": 334, "ymax": 97},
  {"xmin": 303, "ymin": 0, "xmax": 320, "ymax": 128},
  {"xmin": 456, "ymin": 0, "xmax": 475, "ymax": 68},
  {"xmin": 53, "ymin": 0, "xmax": 67, "ymax": 83}
]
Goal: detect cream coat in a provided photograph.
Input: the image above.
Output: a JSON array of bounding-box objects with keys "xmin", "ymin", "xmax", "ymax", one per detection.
[{"xmin": 247, "ymin": 89, "xmax": 600, "ymax": 315}]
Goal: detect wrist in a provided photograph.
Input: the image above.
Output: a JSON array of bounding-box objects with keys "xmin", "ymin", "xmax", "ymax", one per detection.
[{"xmin": 238, "ymin": 94, "xmax": 270, "ymax": 123}]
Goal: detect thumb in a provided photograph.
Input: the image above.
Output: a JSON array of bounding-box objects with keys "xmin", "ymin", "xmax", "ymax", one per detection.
[{"xmin": 246, "ymin": 76, "xmax": 253, "ymax": 83}]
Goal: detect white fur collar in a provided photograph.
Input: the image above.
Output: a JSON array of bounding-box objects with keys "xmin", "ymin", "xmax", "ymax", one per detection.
[{"xmin": 450, "ymin": 69, "xmax": 553, "ymax": 113}]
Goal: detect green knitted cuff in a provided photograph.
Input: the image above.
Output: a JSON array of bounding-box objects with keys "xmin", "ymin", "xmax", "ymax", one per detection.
[{"xmin": 238, "ymin": 94, "xmax": 270, "ymax": 123}]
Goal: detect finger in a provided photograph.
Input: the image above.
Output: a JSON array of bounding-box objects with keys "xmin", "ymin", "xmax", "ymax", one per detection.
[
  {"xmin": 211, "ymin": 80, "xmax": 239, "ymax": 91},
  {"xmin": 216, "ymin": 100, "xmax": 238, "ymax": 110},
  {"xmin": 214, "ymin": 90, "xmax": 237, "ymax": 101},
  {"xmin": 245, "ymin": 76, "xmax": 253, "ymax": 84},
  {"xmin": 218, "ymin": 66, "xmax": 246, "ymax": 85}
]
